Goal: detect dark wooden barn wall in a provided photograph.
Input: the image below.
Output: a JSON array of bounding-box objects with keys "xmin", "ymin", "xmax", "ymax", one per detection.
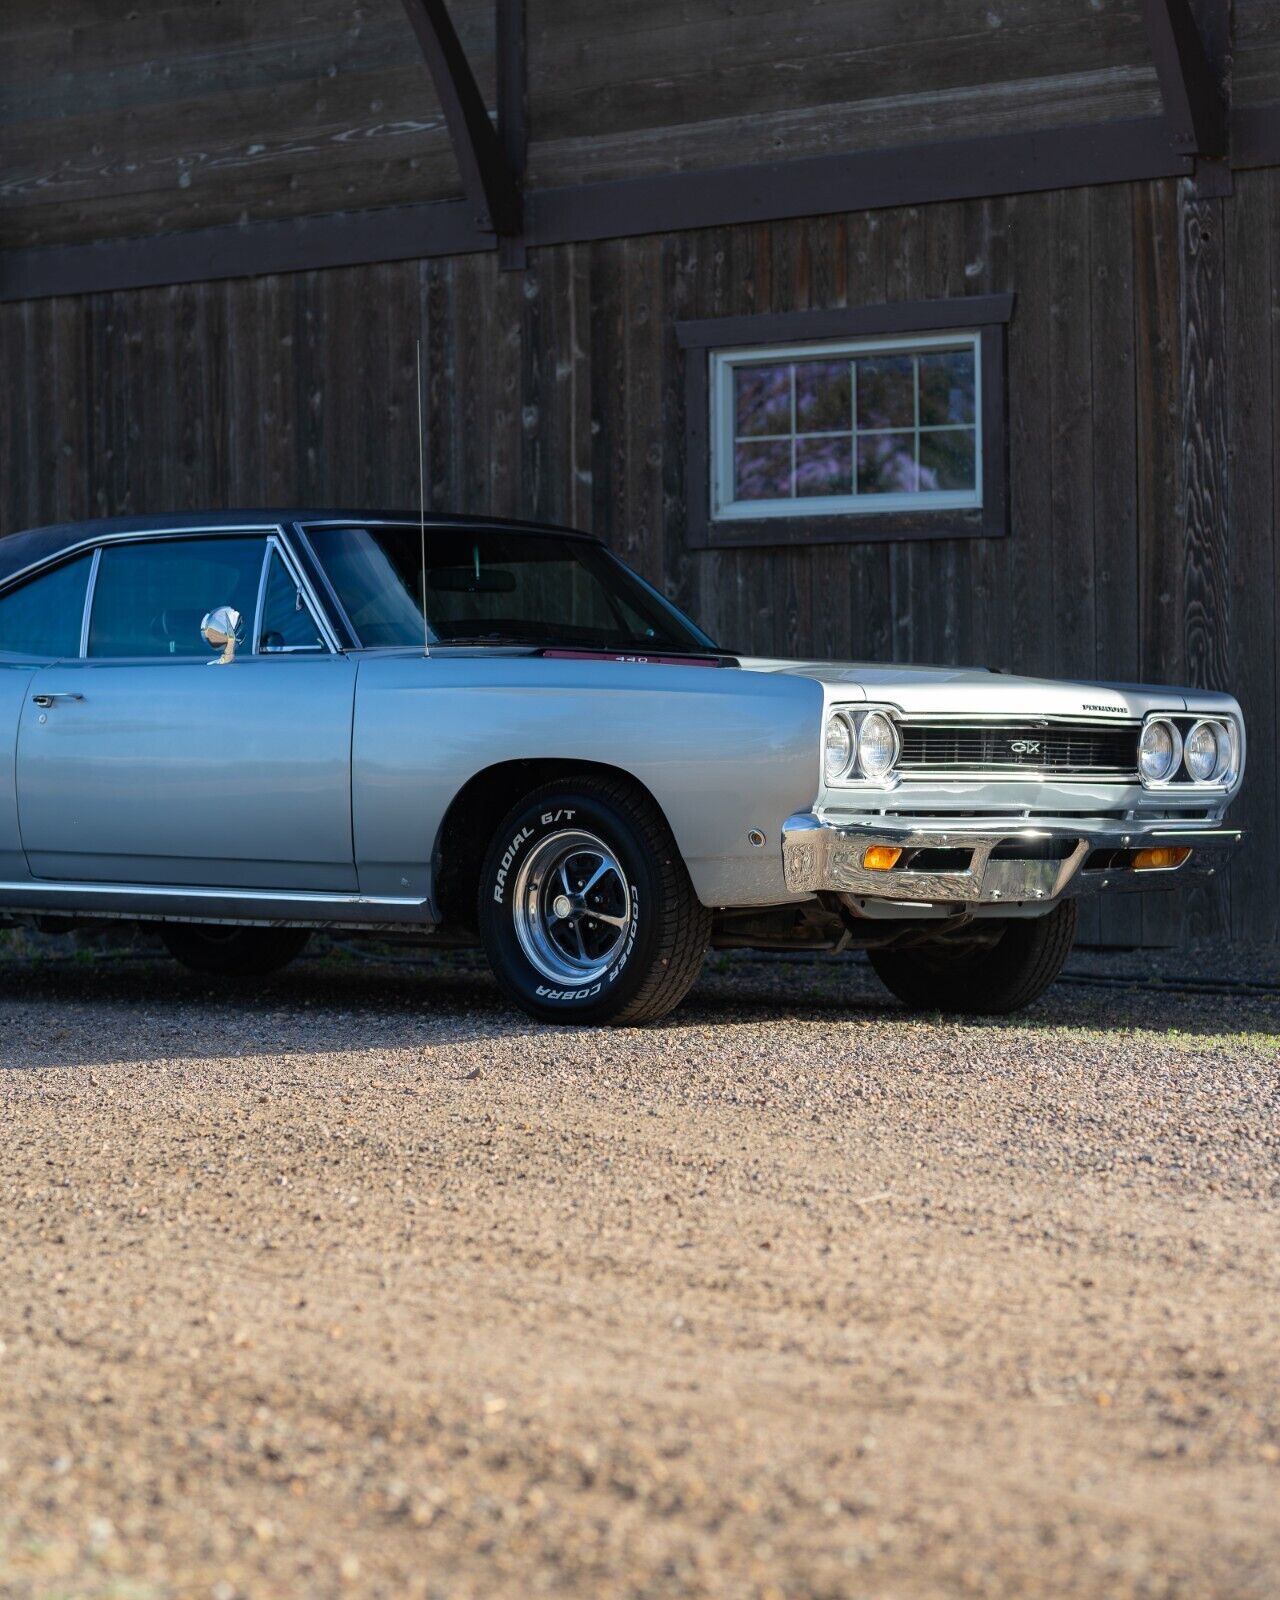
[{"xmin": 1, "ymin": 174, "xmax": 1275, "ymax": 948}]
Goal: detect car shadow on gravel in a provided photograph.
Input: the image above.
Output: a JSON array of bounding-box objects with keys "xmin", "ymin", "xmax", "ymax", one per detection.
[{"xmin": 1, "ymin": 944, "xmax": 1276, "ymax": 1072}]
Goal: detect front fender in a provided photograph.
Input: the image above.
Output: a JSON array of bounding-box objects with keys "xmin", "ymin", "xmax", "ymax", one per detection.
[{"xmin": 351, "ymin": 655, "xmax": 824, "ymax": 907}]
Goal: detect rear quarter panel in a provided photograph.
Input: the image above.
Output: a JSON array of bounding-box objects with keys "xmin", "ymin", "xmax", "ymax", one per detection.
[{"xmin": 351, "ymin": 655, "xmax": 824, "ymax": 909}]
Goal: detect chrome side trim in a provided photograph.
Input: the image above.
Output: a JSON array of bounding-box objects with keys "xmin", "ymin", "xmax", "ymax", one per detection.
[
  {"xmin": 250, "ymin": 541, "xmax": 274, "ymax": 655},
  {"xmin": 0, "ymin": 879, "xmax": 425, "ymax": 908},
  {"xmin": 275, "ymin": 530, "xmax": 345, "ymax": 654},
  {"xmin": 0, "ymin": 524, "xmax": 286, "ymax": 599},
  {"xmin": 77, "ymin": 546, "xmax": 101, "ymax": 657}
]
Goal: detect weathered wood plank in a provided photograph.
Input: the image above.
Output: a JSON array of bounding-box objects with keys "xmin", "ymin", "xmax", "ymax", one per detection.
[
  {"xmin": 659, "ymin": 229, "xmax": 699, "ymax": 623},
  {"xmin": 1132, "ymin": 179, "xmax": 1186, "ymax": 947},
  {"xmin": 2, "ymin": 78, "xmax": 463, "ymax": 249},
  {"xmin": 1004, "ymin": 193, "xmax": 1055, "ymax": 678},
  {"xmin": 1179, "ymin": 191, "xmax": 1232, "ymax": 692},
  {"xmin": 528, "ymin": 0, "xmax": 1150, "ymax": 112},
  {"xmin": 1049, "ymin": 187, "xmax": 1096, "ymax": 680},
  {"xmin": 962, "ymin": 194, "xmax": 1015, "ymax": 675},
  {"xmin": 3, "ymin": 0, "xmax": 494, "ymax": 123},
  {"xmin": 842, "ymin": 212, "xmax": 893, "ymax": 665},
  {"xmin": 527, "ymin": 73, "xmax": 1162, "ymax": 190},
  {"xmin": 1088, "ymin": 184, "xmax": 1144, "ymax": 948},
  {"xmin": 1223, "ymin": 170, "xmax": 1277, "ymax": 944}
]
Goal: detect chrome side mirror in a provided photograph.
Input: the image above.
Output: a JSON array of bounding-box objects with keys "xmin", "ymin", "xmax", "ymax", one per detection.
[{"xmin": 201, "ymin": 605, "xmax": 243, "ymax": 666}]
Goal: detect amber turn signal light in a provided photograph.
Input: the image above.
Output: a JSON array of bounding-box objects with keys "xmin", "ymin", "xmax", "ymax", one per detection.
[
  {"xmin": 862, "ymin": 845, "xmax": 903, "ymax": 872},
  {"xmin": 1132, "ymin": 846, "xmax": 1192, "ymax": 872}
]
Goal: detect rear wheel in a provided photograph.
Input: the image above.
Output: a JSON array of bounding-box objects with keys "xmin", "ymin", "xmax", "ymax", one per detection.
[
  {"xmin": 478, "ymin": 776, "xmax": 711, "ymax": 1025},
  {"xmin": 868, "ymin": 900, "xmax": 1077, "ymax": 1015},
  {"xmin": 160, "ymin": 924, "xmax": 312, "ymax": 979}
]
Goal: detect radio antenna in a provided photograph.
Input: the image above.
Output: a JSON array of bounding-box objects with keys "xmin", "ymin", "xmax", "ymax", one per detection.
[{"xmin": 416, "ymin": 336, "xmax": 430, "ymax": 658}]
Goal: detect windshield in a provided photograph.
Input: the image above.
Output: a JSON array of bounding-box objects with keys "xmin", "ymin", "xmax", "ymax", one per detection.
[{"xmin": 304, "ymin": 524, "xmax": 717, "ymax": 652}]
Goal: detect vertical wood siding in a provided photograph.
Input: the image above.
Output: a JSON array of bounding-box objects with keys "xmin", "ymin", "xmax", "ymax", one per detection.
[{"xmin": 1, "ymin": 175, "xmax": 1274, "ymax": 946}]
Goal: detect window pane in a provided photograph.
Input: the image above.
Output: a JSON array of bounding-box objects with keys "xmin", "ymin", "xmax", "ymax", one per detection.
[
  {"xmin": 795, "ymin": 437, "xmax": 852, "ymax": 497},
  {"xmin": 855, "ymin": 355, "xmax": 914, "ymax": 430},
  {"xmin": 794, "ymin": 360, "xmax": 851, "ymax": 433},
  {"xmin": 88, "ymin": 537, "xmax": 266, "ymax": 658},
  {"xmin": 918, "ymin": 349, "xmax": 976, "ymax": 426},
  {"xmin": 0, "ymin": 553, "xmax": 93, "ymax": 659},
  {"xmin": 734, "ymin": 440, "xmax": 793, "ymax": 501},
  {"xmin": 734, "ymin": 364, "xmax": 791, "ymax": 436},
  {"xmin": 857, "ymin": 433, "xmax": 916, "ymax": 494},
  {"xmin": 919, "ymin": 428, "xmax": 977, "ymax": 491},
  {"xmin": 259, "ymin": 550, "xmax": 326, "ymax": 652}
]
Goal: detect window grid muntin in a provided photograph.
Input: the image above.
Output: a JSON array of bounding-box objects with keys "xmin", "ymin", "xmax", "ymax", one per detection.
[{"xmin": 713, "ymin": 332, "xmax": 981, "ymax": 521}]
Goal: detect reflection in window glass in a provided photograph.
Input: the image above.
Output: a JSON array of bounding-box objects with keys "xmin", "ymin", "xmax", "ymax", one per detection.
[
  {"xmin": 0, "ymin": 553, "xmax": 93, "ymax": 659},
  {"xmin": 715, "ymin": 336, "xmax": 981, "ymax": 518},
  {"xmin": 87, "ymin": 537, "xmax": 266, "ymax": 658}
]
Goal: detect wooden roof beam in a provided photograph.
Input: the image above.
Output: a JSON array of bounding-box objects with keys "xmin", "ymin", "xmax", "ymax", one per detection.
[
  {"xmin": 399, "ymin": 0, "xmax": 521, "ymax": 236},
  {"xmin": 1141, "ymin": 0, "xmax": 1228, "ymax": 159}
]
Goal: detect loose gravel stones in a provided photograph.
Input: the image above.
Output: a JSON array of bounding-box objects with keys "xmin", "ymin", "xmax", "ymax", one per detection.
[{"xmin": 1, "ymin": 945, "xmax": 1277, "ymax": 1599}]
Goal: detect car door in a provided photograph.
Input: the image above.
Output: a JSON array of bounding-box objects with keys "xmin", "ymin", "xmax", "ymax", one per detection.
[
  {"xmin": 15, "ymin": 529, "xmax": 358, "ymax": 891},
  {"xmin": 0, "ymin": 550, "xmax": 97, "ymax": 882}
]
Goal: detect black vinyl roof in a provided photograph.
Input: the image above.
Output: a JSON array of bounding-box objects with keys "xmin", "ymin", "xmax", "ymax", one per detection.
[{"xmin": 0, "ymin": 510, "xmax": 598, "ymax": 587}]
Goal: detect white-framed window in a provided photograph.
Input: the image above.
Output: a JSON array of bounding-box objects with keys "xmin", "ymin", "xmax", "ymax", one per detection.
[{"xmin": 710, "ymin": 332, "xmax": 982, "ymax": 523}]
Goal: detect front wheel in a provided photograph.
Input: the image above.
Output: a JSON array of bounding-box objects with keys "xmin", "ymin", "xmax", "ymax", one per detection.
[
  {"xmin": 478, "ymin": 776, "xmax": 711, "ymax": 1025},
  {"xmin": 160, "ymin": 923, "xmax": 312, "ymax": 979},
  {"xmin": 868, "ymin": 900, "xmax": 1077, "ymax": 1016}
]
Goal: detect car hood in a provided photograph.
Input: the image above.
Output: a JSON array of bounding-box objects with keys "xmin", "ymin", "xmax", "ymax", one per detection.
[{"xmin": 732, "ymin": 658, "xmax": 1203, "ymax": 719}]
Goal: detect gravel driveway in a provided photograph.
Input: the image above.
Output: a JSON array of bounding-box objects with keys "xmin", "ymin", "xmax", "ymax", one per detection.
[{"xmin": 2, "ymin": 944, "xmax": 1277, "ymax": 1600}]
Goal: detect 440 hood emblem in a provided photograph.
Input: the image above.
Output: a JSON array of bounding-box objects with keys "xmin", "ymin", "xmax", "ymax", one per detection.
[{"xmin": 1008, "ymin": 739, "xmax": 1041, "ymax": 755}]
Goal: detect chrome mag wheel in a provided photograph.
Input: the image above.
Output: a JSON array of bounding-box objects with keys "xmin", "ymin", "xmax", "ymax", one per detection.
[{"xmin": 511, "ymin": 828, "xmax": 634, "ymax": 986}]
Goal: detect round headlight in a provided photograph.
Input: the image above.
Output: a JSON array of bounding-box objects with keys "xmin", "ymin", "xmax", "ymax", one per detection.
[
  {"xmin": 824, "ymin": 712, "xmax": 854, "ymax": 782},
  {"xmin": 857, "ymin": 711, "xmax": 899, "ymax": 780},
  {"xmin": 1184, "ymin": 719, "xmax": 1231, "ymax": 784},
  {"xmin": 1139, "ymin": 718, "xmax": 1180, "ymax": 783}
]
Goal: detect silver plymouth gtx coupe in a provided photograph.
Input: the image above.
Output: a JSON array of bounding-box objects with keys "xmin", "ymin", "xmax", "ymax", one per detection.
[{"xmin": 0, "ymin": 512, "xmax": 1244, "ymax": 1024}]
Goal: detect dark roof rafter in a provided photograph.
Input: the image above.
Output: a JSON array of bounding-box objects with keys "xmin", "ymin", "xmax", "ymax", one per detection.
[
  {"xmin": 398, "ymin": 0, "xmax": 521, "ymax": 236},
  {"xmin": 1140, "ymin": 0, "xmax": 1229, "ymax": 159}
]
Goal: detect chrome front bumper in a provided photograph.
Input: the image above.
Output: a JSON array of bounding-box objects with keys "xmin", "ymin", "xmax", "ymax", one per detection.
[{"xmin": 782, "ymin": 813, "xmax": 1243, "ymax": 907}]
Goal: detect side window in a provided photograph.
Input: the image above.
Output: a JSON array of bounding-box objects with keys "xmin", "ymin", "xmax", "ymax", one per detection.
[
  {"xmin": 258, "ymin": 550, "xmax": 326, "ymax": 653},
  {"xmin": 87, "ymin": 536, "xmax": 266, "ymax": 659},
  {"xmin": 0, "ymin": 553, "xmax": 94, "ymax": 660}
]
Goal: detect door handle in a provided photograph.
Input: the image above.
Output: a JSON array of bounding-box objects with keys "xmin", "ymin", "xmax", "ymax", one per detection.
[{"xmin": 32, "ymin": 693, "xmax": 85, "ymax": 708}]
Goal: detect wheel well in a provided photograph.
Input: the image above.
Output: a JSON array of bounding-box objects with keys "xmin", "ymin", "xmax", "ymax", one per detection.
[{"xmin": 432, "ymin": 759, "xmax": 668, "ymax": 932}]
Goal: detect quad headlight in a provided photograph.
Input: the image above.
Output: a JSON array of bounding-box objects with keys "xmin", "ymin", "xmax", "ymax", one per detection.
[
  {"xmin": 857, "ymin": 710, "xmax": 900, "ymax": 780},
  {"xmin": 824, "ymin": 712, "xmax": 855, "ymax": 782},
  {"xmin": 1138, "ymin": 717, "xmax": 1181, "ymax": 784},
  {"xmin": 1139, "ymin": 714, "xmax": 1239, "ymax": 787},
  {"xmin": 1183, "ymin": 718, "xmax": 1235, "ymax": 785},
  {"xmin": 824, "ymin": 707, "xmax": 900, "ymax": 785}
]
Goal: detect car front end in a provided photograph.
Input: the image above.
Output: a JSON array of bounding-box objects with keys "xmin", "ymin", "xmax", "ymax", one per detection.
[{"xmin": 775, "ymin": 670, "xmax": 1244, "ymax": 918}]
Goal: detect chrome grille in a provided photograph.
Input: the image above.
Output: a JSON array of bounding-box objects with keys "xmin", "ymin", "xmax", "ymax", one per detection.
[{"xmin": 897, "ymin": 721, "xmax": 1139, "ymax": 777}]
